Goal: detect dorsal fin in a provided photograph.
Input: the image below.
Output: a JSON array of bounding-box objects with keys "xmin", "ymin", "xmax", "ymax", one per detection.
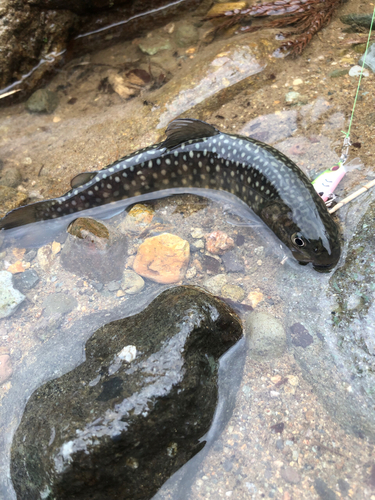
[
  {"xmin": 163, "ymin": 119, "xmax": 220, "ymax": 149},
  {"xmin": 70, "ymin": 172, "xmax": 97, "ymax": 189}
]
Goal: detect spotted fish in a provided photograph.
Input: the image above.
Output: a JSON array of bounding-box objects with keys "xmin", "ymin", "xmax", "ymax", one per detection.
[{"xmin": 0, "ymin": 119, "xmax": 341, "ymax": 271}]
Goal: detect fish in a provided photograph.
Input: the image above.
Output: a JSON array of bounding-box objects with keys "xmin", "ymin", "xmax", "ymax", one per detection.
[{"xmin": 0, "ymin": 118, "xmax": 341, "ymax": 271}]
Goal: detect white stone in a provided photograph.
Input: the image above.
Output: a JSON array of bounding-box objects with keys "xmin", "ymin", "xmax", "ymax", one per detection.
[
  {"xmin": 118, "ymin": 345, "xmax": 137, "ymax": 363},
  {"xmin": 191, "ymin": 227, "xmax": 205, "ymax": 239},
  {"xmin": 0, "ymin": 271, "xmax": 25, "ymax": 318},
  {"xmin": 349, "ymin": 65, "xmax": 370, "ymax": 77}
]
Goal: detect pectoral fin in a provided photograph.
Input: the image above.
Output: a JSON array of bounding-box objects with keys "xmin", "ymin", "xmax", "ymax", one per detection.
[{"xmin": 70, "ymin": 172, "xmax": 97, "ymax": 189}]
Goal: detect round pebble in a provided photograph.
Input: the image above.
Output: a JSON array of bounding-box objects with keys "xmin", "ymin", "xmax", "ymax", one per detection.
[
  {"xmin": 221, "ymin": 284, "xmax": 245, "ymax": 302},
  {"xmin": 121, "ymin": 270, "xmax": 145, "ymax": 294},
  {"xmin": 245, "ymin": 311, "xmax": 286, "ymax": 359}
]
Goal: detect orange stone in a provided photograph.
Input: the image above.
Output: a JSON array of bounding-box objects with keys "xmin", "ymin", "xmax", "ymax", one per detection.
[
  {"xmin": 205, "ymin": 230, "xmax": 234, "ymax": 255},
  {"xmin": 7, "ymin": 260, "xmax": 25, "ymax": 274},
  {"xmin": 133, "ymin": 233, "xmax": 190, "ymax": 284},
  {"xmin": 12, "ymin": 248, "xmax": 26, "ymax": 260}
]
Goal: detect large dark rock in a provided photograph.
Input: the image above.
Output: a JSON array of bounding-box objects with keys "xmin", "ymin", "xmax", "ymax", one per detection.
[{"xmin": 11, "ymin": 286, "xmax": 242, "ymax": 499}]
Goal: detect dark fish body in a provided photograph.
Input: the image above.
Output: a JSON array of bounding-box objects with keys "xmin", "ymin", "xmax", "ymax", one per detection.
[{"xmin": 0, "ymin": 119, "xmax": 341, "ymax": 271}]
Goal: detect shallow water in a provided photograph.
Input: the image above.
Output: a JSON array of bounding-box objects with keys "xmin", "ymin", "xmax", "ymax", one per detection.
[{"xmin": 1, "ymin": 0, "xmax": 375, "ymax": 498}]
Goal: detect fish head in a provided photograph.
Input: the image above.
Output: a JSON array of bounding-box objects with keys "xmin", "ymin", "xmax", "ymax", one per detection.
[
  {"xmin": 261, "ymin": 201, "xmax": 341, "ymax": 272},
  {"xmin": 288, "ymin": 230, "xmax": 341, "ymax": 272}
]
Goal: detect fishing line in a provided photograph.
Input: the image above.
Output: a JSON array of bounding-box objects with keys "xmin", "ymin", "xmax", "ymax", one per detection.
[
  {"xmin": 313, "ymin": 5, "xmax": 375, "ymax": 211},
  {"xmin": 343, "ymin": 5, "xmax": 375, "ymax": 148}
]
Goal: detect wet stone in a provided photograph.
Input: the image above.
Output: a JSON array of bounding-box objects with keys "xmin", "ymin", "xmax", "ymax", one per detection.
[
  {"xmin": 341, "ymin": 13, "xmax": 375, "ymax": 30},
  {"xmin": 314, "ymin": 478, "xmax": 338, "ymax": 500},
  {"xmin": 119, "ymin": 204, "xmax": 155, "ymax": 235},
  {"xmin": 61, "ymin": 218, "xmax": 127, "ymax": 283},
  {"xmin": 280, "ymin": 466, "xmax": 301, "ymax": 484},
  {"xmin": 0, "ymin": 167, "xmax": 22, "ymax": 188},
  {"xmin": 289, "ymin": 323, "xmax": 314, "ymax": 348},
  {"xmin": 275, "ymin": 439, "xmax": 284, "ymax": 450},
  {"xmin": 0, "ymin": 186, "xmax": 28, "ymax": 218},
  {"xmin": 221, "ymin": 284, "xmax": 245, "ymax": 302},
  {"xmin": 91, "ymin": 281, "xmax": 104, "ymax": 292},
  {"xmin": 23, "ymin": 250, "xmax": 37, "ymax": 262},
  {"xmin": 138, "ymin": 35, "xmax": 171, "ymax": 56},
  {"xmin": 349, "ymin": 65, "xmax": 370, "ymax": 77},
  {"xmin": 201, "ymin": 254, "xmax": 221, "ymax": 274},
  {"xmin": 337, "ymin": 478, "xmax": 350, "ymax": 495},
  {"xmin": 11, "ymin": 286, "xmax": 242, "ymax": 500},
  {"xmin": 329, "ymin": 68, "xmax": 349, "ymax": 78},
  {"xmin": 285, "ymin": 91, "xmax": 308, "ymax": 106},
  {"xmin": 133, "ymin": 233, "xmax": 190, "ymax": 284},
  {"xmin": 175, "ymin": 24, "xmax": 199, "ymax": 47},
  {"xmin": 0, "ymin": 354, "xmax": 13, "ymax": 384},
  {"xmin": 107, "ymin": 281, "xmax": 121, "ymax": 292},
  {"xmin": 0, "ymin": 271, "xmax": 25, "ymax": 319},
  {"xmin": 26, "ymin": 89, "xmax": 59, "ymax": 113},
  {"xmin": 246, "ymin": 311, "xmax": 286, "ymax": 359},
  {"xmin": 205, "ymin": 230, "xmax": 235, "ymax": 255},
  {"xmin": 43, "ymin": 293, "xmax": 78, "ymax": 316},
  {"xmin": 222, "ymin": 458, "xmax": 234, "ymax": 472},
  {"xmin": 203, "ymin": 274, "xmax": 227, "ymax": 295},
  {"xmin": 67, "ymin": 217, "xmax": 109, "ymax": 244},
  {"xmin": 121, "ymin": 269, "xmax": 145, "ymax": 295},
  {"xmin": 221, "ymin": 250, "xmax": 245, "ymax": 273},
  {"xmin": 12, "ymin": 269, "xmax": 39, "ymax": 293},
  {"xmin": 37, "ymin": 245, "xmax": 55, "ymax": 271}
]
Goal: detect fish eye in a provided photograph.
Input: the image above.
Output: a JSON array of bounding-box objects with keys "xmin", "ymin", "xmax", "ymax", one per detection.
[{"xmin": 292, "ymin": 233, "xmax": 305, "ymax": 247}]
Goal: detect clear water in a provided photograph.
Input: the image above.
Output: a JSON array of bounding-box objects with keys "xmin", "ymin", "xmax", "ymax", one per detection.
[{"xmin": 1, "ymin": 1, "xmax": 375, "ymax": 498}]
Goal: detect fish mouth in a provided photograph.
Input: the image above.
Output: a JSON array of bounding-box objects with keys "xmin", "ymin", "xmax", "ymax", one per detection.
[{"xmin": 312, "ymin": 263, "xmax": 336, "ymax": 273}]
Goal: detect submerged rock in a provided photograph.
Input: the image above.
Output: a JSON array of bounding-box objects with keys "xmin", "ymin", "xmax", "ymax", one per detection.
[
  {"xmin": 61, "ymin": 218, "xmax": 127, "ymax": 283},
  {"xmin": 43, "ymin": 293, "xmax": 78, "ymax": 317},
  {"xmin": 12, "ymin": 269, "xmax": 40, "ymax": 293},
  {"xmin": 133, "ymin": 233, "xmax": 190, "ymax": 284},
  {"xmin": 205, "ymin": 231, "xmax": 235, "ymax": 255},
  {"xmin": 0, "ymin": 271, "xmax": 25, "ymax": 319},
  {"xmin": 11, "ymin": 286, "xmax": 242, "ymax": 500},
  {"xmin": 0, "ymin": 186, "xmax": 28, "ymax": 219},
  {"xmin": 119, "ymin": 204, "xmax": 155, "ymax": 235},
  {"xmin": 121, "ymin": 269, "xmax": 145, "ymax": 295},
  {"xmin": 0, "ymin": 354, "xmax": 13, "ymax": 384},
  {"xmin": 26, "ymin": 89, "xmax": 59, "ymax": 113},
  {"xmin": 246, "ymin": 311, "xmax": 286, "ymax": 359}
]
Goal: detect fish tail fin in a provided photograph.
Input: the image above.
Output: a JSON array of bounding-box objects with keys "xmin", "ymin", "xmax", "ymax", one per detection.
[{"xmin": 0, "ymin": 201, "xmax": 48, "ymax": 230}]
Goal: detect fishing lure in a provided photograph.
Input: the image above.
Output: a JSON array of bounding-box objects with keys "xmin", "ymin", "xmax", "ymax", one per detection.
[{"xmin": 312, "ymin": 162, "xmax": 347, "ymax": 206}]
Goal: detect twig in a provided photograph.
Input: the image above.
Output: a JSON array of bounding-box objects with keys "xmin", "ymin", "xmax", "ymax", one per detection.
[
  {"xmin": 0, "ymin": 88, "xmax": 21, "ymax": 100},
  {"xmin": 329, "ymin": 179, "xmax": 375, "ymax": 214},
  {"xmin": 340, "ymin": 34, "xmax": 375, "ymax": 45}
]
